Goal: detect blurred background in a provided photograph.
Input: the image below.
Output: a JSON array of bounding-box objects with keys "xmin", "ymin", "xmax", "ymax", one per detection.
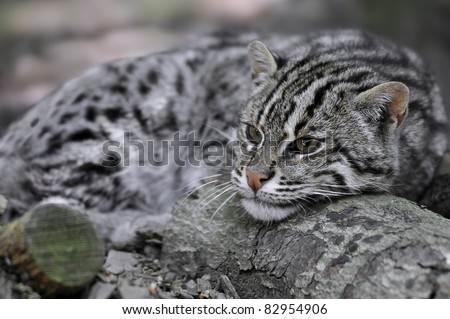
[{"xmin": 1, "ymin": 0, "xmax": 449, "ymax": 137}]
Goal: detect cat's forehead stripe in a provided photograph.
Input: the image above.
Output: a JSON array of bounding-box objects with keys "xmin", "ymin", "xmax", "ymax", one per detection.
[
  {"xmin": 258, "ymin": 57, "xmax": 361, "ymax": 125},
  {"xmin": 259, "ymin": 53, "xmax": 403, "ymax": 133},
  {"xmin": 255, "ymin": 59, "xmax": 318, "ymax": 124}
]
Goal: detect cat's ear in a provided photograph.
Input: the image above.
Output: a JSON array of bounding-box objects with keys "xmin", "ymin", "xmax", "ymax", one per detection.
[
  {"xmin": 355, "ymin": 81, "xmax": 410, "ymax": 134},
  {"xmin": 248, "ymin": 40, "xmax": 278, "ymax": 83}
]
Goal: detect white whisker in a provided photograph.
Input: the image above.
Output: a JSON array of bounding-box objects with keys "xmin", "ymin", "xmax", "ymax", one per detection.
[
  {"xmin": 172, "ymin": 179, "xmax": 222, "ymax": 214},
  {"xmin": 194, "ymin": 182, "xmax": 232, "ymax": 212},
  {"xmin": 171, "ymin": 174, "xmax": 223, "ymax": 193},
  {"xmin": 209, "ymin": 191, "xmax": 238, "ymax": 221},
  {"xmin": 197, "ymin": 185, "xmax": 235, "ymax": 213}
]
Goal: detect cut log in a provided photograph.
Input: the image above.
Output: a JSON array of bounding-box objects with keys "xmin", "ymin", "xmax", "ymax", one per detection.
[
  {"xmin": 161, "ymin": 190, "xmax": 450, "ymax": 298},
  {"xmin": 0, "ymin": 204, "xmax": 105, "ymax": 297}
]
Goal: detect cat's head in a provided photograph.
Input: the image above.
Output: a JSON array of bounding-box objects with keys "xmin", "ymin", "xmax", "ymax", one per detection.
[{"xmin": 231, "ymin": 40, "xmax": 410, "ymax": 221}]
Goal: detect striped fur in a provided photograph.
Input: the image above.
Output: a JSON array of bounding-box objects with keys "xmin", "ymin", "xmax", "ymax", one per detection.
[
  {"xmin": 0, "ymin": 29, "xmax": 446, "ymax": 245},
  {"xmin": 233, "ymin": 30, "xmax": 447, "ymax": 221}
]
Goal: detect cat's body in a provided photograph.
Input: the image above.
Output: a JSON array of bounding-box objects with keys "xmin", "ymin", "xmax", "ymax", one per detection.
[{"xmin": 0, "ymin": 29, "xmax": 447, "ymax": 247}]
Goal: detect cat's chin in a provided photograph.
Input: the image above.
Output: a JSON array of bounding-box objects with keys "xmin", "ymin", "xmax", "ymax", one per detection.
[{"xmin": 240, "ymin": 198, "xmax": 298, "ymax": 222}]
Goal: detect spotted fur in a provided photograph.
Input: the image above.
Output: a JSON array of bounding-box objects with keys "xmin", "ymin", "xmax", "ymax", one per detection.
[{"xmin": 0, "ymin": 29, "xmax": 446, "ymax": 246}]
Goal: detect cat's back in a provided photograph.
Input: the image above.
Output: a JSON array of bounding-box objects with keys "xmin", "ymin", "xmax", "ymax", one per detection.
[
  {"xmin": 0, "ymin": 29, "xmax": 446, "ymax": 216},
  {"xmin": 0, "ymin": 30, "xmax": 292, "ymax": 216}
]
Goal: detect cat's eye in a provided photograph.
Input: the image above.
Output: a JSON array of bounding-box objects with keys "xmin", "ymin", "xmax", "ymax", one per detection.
[
  {"xmin": 290, "ymin": 138, "xmax": 321, "ymax": 155},
  {"xmin": 246, "ymin": 126, "xmax": 263, "ymax": 144}
]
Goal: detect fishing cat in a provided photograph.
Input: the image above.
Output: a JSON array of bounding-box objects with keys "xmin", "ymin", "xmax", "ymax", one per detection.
[{"xmin": 0, "ymin": 29, "xmax": 447, "ymax": 247}]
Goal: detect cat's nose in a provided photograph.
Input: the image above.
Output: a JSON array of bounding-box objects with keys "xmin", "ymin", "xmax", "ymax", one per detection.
[{"xmin": 246, "ymin": 170, "xmax": 270, "ymax": 192}]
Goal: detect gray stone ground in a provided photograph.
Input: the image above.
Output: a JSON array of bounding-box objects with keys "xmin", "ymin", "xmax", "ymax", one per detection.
[
  {"xmin": 0, "ymin": 192, "xmax": 240, "ymax": 299},
  {"xmin": 0, "ymin": 235, "xmax": 240, "ymax": 299},
  {"xmin": 2, "ymin": 185, "xmax": 449, "ymax": 299}
]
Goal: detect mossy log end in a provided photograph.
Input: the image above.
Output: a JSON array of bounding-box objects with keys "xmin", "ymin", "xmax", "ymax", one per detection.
[
  {"xmin": 0, "ymin": 204, "xmax": 105, "ymax": 297},
  {"xmin": 162, "ymin": 192, "xmax": 450, "ymax": 298}
]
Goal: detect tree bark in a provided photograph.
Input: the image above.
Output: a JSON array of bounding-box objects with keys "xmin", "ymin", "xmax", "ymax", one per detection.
[{"xmin": 161, "ymin": 191, "xmax": 450, "ymax": 298}]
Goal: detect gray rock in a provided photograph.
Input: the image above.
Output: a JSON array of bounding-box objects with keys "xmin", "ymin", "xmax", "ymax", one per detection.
[
  {"xmin": 179, "ymin": 289, "xmax": 195, "ymax": 299},
  {"xmin": 196, "ymin": 276, "xmax": 212, "ymax": 292},
  {"xmin": 163, "ymin": 272, "xmax": 176, "ymax": 284},
  {"xmin": 118, "ymin": 280, "xmax": 152, "ymax": 299},
  {"xmin": 87, "ymin": 282, "xmax": 116, "ymax": 299},
  {"xmin": 104, "ymin": 250, "xmax": 139, "ymax": 275},
  {"xmin": 184, "ymin": 279, "xmax": 198, "ymax": 296},
  {"xmin": 220, "ymin": 275, "xmax": 240, "ymax": 299}
]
